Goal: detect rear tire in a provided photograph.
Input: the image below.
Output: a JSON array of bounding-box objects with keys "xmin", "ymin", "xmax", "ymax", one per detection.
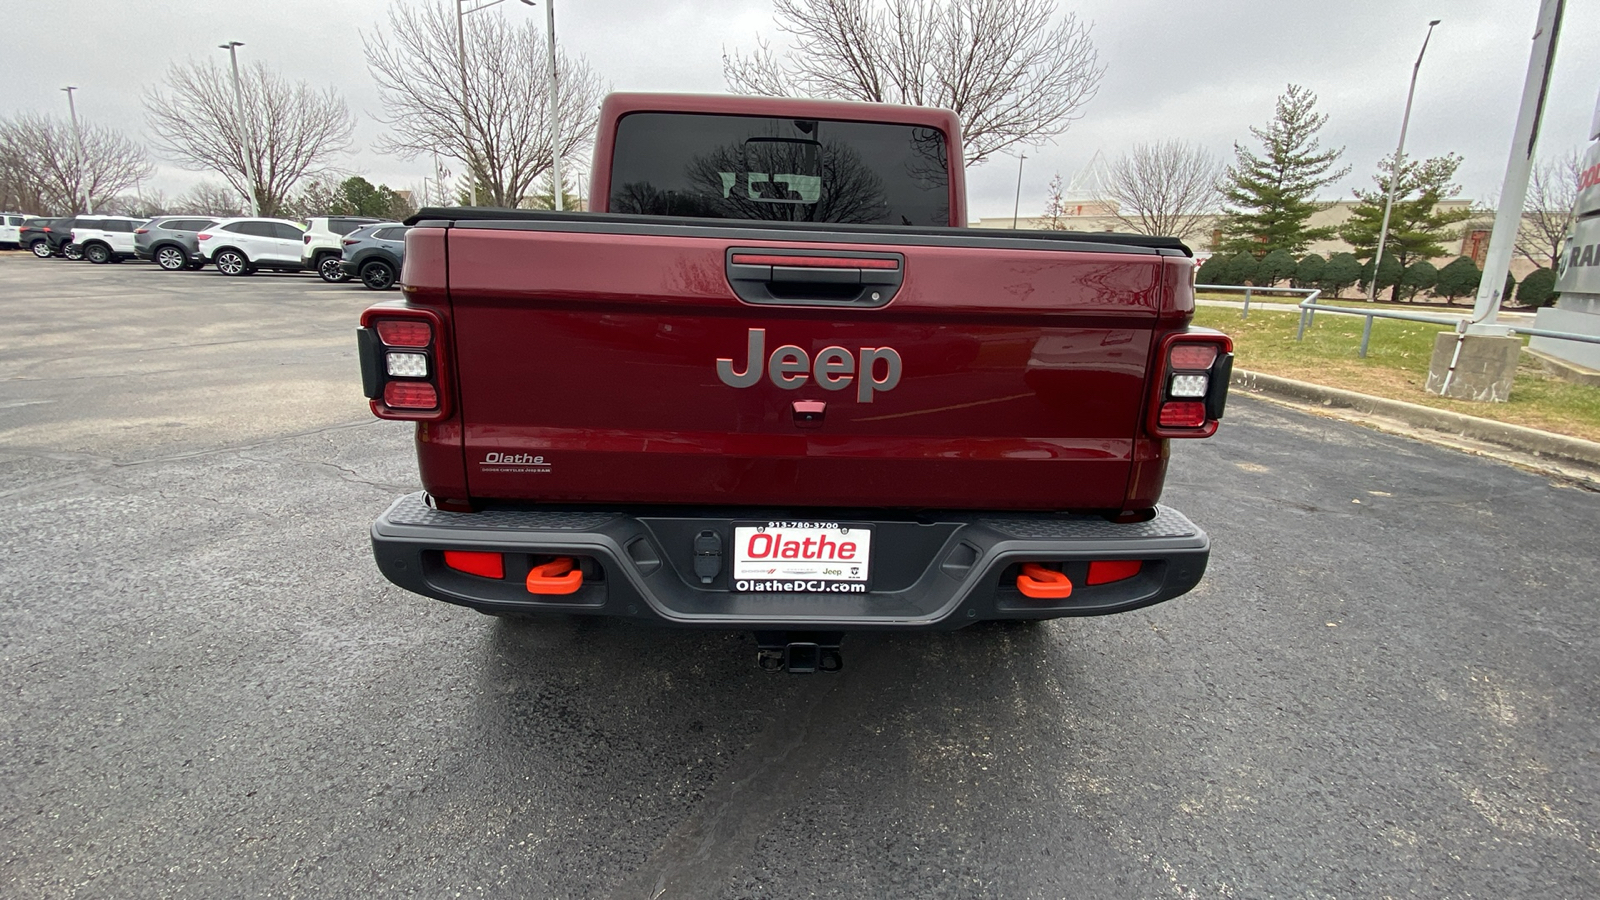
[
  {"xmin": 360, "ymin": 259, "xmax": 397, "ymax": 291},
  {"xmin": 29, "ymin": 240, "xmax": 50, "ymax": 258},
  {"xmin": 63, "ymin": 243, "xmax": 83, "ymax": 261},
  {"xmin": 214, "ymin": 249, "xmax": 249, "ymax": 276},
  {"xmin": 317, "ymin": 255, "xmax": 348, "ymax": 283},
  {"xmin": 85, "ymin": 243, "xmax": 107, "ymax": 263},
  {"xmin": 155, "ymin": 246, "xmax": 187, "ymax": 271}
]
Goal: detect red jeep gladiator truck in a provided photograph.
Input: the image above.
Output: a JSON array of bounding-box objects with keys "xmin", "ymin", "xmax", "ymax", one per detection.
[{"xmin": 357, "ymin": 93, "xmax": 1231, "ymax": 671}]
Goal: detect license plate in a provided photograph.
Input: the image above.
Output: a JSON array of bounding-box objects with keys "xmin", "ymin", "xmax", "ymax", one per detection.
[{"xmin": 731, "ymin": 522, "xmax": 872, "ymax": 593}]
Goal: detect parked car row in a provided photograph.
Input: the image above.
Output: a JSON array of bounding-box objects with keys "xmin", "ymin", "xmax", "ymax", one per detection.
[{"xmin": 7, "ymin": 213, "xmax": 407, "ymax": 290}]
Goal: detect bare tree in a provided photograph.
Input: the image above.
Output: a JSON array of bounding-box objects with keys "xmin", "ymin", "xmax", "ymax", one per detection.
[
  {"xmin": 113, "ymin": 190, "xmax": 172, "ymax": 218},
  {"xmin": 172, "ymin": 180, "xmax": 247, "ymax": 217},
  {"xmin": 1095, "ymin": 140, "xmax": 1223, "ymax": 240},
  {"xmin": 0, "ymin": 138, "xmax": 47, "ymax": 213},
  {"xmin": 1516, "ymin": 150, "xmax": 1580, "ymax": 270},
  {"xmin": 0, "ymin": 112, "xmax": 153, "ymax": 214},
  {"xmin": 1041, "ymin": 172, "xmax": 1070, "ymax": 230},
  {"xmin": 143, "ymin": 60, "xmax": 354, "ymax": 217},
  {"xmin": 723, "ymin": 0, "xmax": 1103, "ymax": 166},
  {"xmin": 365, "ymin": 0, "xmax": 607, "ymax": 208}
]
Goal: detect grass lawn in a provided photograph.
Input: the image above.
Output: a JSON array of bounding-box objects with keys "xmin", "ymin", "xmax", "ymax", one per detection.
[{"xmin": 1193, "ymin": 306, "xmax": 1600, "ymax": 443}]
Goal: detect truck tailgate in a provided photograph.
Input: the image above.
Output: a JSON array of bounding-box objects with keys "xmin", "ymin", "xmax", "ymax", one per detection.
[{"xmin": 443, "ymin": 221, "xmax": 1182, "ymax": 511}]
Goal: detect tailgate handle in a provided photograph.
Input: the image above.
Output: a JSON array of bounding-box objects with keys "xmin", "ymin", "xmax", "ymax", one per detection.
[{"xmin": 727, "ymin": 249, "xmax": 903, "ymax": 307}]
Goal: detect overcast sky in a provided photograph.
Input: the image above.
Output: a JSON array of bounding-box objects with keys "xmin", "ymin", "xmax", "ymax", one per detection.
[{"xmin": 5, "ymin": 0, "xmax": 1597, "ymax": 219}]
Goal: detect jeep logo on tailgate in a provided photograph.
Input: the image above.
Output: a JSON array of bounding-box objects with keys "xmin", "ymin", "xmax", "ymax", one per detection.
[{"xmin": 716, "ymin": 327, "xmax": 901, "ymax": 402}]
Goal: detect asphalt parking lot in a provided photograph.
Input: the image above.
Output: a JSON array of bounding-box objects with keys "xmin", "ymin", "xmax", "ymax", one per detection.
[{"xmin": 2, "ymin": 253, "xmax": 1597, "ymax": 898}]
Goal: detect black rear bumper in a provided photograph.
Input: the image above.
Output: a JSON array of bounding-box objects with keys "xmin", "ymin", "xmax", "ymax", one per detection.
[{"xmin": 370, "ymin": 493, "xmax": 1210, "ymax": 629}]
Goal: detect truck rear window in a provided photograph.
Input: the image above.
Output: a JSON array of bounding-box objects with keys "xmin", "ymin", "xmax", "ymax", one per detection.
[{"xmin": 608, "ymin": 112, "xmax": 950, "ymax": 226}]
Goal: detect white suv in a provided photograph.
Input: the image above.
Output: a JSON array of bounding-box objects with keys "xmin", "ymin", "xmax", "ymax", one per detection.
[
  {"xmin": 302, "ymin": 216, "xmax": 380, "ymax": 282},
  {"xmin": 198, "ymin": 218, "xmax": 310, "ymax": 276},
  {"xmin": 71, "ymin": 216, "xmax": 149, "ymax": 264},
  {"xmin": 0, "ymin": 213, "xmax": 25, "ymax": 249}
]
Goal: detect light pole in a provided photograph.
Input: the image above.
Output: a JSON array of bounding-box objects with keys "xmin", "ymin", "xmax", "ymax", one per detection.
[
  {"xmin": 1011, "ymin": 153, "xmax": 1027, "ymax": 229},
  {"xmin": 1366, "ymin": 19, "xmax": 1440, "ymax": 302},
  {"xmin": 519, "ymin": 0, "xmax": 561, "ymax": 211},
  {"xmin": 457, "ymin": 0, "xmax": 507, "ymax": 207},
  {"xmin": 60, "ymin": 86, "xmax": 91, "ymax": 214},
  {"xmin": 219, "ymin": 42, "xmax": 261, "ymax": 217}
]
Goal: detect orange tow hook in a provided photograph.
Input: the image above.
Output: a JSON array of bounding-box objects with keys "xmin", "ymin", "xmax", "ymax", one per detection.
[
  {"xmin": 526, "ymin": 557, "xmax": 583, "ymax": 595},
  {"xmin": 1016, "ymin": 563, "xmax": 1073, "ymax": 599}
]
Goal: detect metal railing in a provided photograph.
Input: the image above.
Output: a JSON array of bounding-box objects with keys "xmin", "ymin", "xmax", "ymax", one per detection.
[
  {"xmin": 1291, "ymin": 293, "xmax": 1600, "ymax": 358},
  {"xmin": 1200, "ymin": 282, "xmax": 1600, "ymax": 358},
  {"xmin": 1194, "ymin": 283, "xmax": 1319, "ymax": 320}
]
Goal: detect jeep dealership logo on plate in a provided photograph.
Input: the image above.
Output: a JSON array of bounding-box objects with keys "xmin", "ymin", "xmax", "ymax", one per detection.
[{"xmin": 716, "ymin": 327, "xmax": 901, "ymax": 402}]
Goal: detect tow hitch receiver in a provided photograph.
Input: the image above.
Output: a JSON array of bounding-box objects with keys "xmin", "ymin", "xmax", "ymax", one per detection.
[{"xmin": 755, "ymin": 631, "xmax": 844, "ymax": 673}]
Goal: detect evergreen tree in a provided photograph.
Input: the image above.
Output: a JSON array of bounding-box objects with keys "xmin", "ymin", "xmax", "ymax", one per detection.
[
  {"xmin": 1516, "ymin": 267, "xmax": 1558, "ymax": 308},
  {"xmin": 1217, "ymin": 84, "xmax": 1349, "ymax": 256},
  {"xmin": 288, "ymin": 175, "xmax": 413, "ymax": 220},
  {"xmin": 1292, "ymin": 253, "xmax": 1325, "ymax": 289},
  {"xmin": 1195, "ymin": 254, "xmax": 1228, "ymax": 285},
  {"xmin": 1319, "ymin": 252, "xmax": 1362, "ymax": 297},
  {"xmin": 521, "ymin": 171, "xmax": 584, "ymax": 210},
  {"xmin": 337, "ymin": 176, "xmax": 414, "ymax": 219},
  {"xmin": 1434, "ymin": 256, "xmax": 1481, "ymax": 305},
  {"xmin": 1398, "ymin": 260, "xmax": 1437, "ymax": 302},
  {"xmin": 1337, "ymin": 152, "xmax": 1475, "ymax": 300},
  {"xmin": 1257, "ymin": 248, "xmax": 1298, "ymax": 286}
]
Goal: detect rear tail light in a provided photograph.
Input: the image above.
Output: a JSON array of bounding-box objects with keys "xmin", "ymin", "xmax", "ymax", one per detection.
[
  {"xmin": 376, "ymin": 320, "xmax": 431, "ymax": 347},
  {"xmin": 342, "ymin": 238, "xmax": 360, "ymax": 245},
  {"xmin": 383, "ymin": 381, "xmax": 438, "ymax": 409},
  {"xmin": 303, "ymin": 234, "xmax": 313, "ymax": 244},
  {"xmin": 1158, "ymin": 402, "xmax": 1207, "ymax": 428},
  {"xmin": 1168, "ymin": 373, "xmax": 1208, "ymax": 398},
  {"xmin": 134, "ymin": 228, "xmax": 149, "ymax": 234},
  {"xmin": 385, "ymin": 351, "xmax": 428, "ymax": 377},
  {"xmin": 1169, "ymin": 344, "xmax": 1218, "ymax": 370},
  {"xmin": 197, "ymin": 233, "xmax": 212, "ymax": 241},
  {"xmin": 1149, "ymin": 332, "xmax": 1233, "ymax": 438},
  {"xmin": 360, "ymin": 310, "xmax": 449, "ymax": 421},
  {"xmin": 42, "ymin": 227, "xmax": 52, "ymax": 232}
]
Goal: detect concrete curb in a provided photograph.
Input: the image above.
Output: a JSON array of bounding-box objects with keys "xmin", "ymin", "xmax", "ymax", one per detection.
[{"xmin": 1231, "ymin": 368, "xmax": 1600, "ymax": 473}]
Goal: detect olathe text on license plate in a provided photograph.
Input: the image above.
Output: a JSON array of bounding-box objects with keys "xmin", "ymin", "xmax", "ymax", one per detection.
[{"xmin": 732, "ymin": 523, "xmax": 872, "ymax": 591}]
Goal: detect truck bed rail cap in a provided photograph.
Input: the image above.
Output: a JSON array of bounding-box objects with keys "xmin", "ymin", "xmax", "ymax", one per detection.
[{"xmin": 402, "ymin": 207, "xmax": 1193, "ymax": 257}]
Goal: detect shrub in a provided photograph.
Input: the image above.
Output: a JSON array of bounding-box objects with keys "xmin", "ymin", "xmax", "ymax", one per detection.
[
  {"xmin": 1257, "ymin": 248, "xmax": 1298, "ymax": 286},
  {"xmin": 1292, "ymin": 253, "xmax": 1325, "ymax": 289},
  {"xmin": 1359, "ymin": 254, "xmax": 1403, "ymax": 298},
  {"xmin": 1195, "ymin": 254, "xmax": 1228, "ymax": 285},
  {"xmin": 1320, "ymin": 252, "xmax": 1362, "ymax": 297},
  {"xmin": 1224, "ymin": 252, "xmax": 1259, "ymax": 286},
  {"xmin": 1398, "ymin": 260, "xmax": 1437, "ymax": 302},
  {"xmin": 1517, "ymin": 267, "xmax": 1557, "ymax": 308},
  {"xmin": 1434, "ymin": 256, "xmax": 1481, "ymax": 304}
]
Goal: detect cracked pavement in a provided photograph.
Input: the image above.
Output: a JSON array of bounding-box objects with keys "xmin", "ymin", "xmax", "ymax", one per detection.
[{"xmin": 1, "ymin": 255, "xmax": 1597, "ymax": 898}]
